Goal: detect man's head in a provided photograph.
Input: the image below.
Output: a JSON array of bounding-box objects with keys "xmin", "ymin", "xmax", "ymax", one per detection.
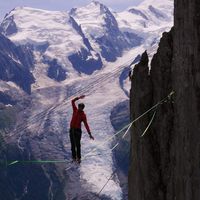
[{"xmin": 78, "ymin": 103, "xmax": 85, "ymax": 111}]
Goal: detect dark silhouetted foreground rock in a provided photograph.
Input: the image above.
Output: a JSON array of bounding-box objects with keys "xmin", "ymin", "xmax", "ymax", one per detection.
[{"xmin": 129, "ymin": 0, "xmax": 200, "ymax": 199}]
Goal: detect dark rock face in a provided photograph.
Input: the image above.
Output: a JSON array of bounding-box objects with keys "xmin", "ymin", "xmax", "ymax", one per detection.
[
  {"xmin": 69, "ymin": 16, "xmax": 93, "ymax": 51},
  {"xmin": 148, "ymin": 6, "xmax": 166, "ymax": 19},
  {"xmin": 95, "ymin": 19, "xmax": 142, "ymax": 62},
  {"xmin": 43, "ymin": 58, "xmax": 67, "ymax": 81},
  {"xmin": 129, "ymin": 0, "xmax": 200, "ymax": 199},
  {"xmin": 68, "ymin": 16, "xmax": 103, "ymax": 74},
  {"xmin": 110, "ymin": 100, "xmax": 130, "ymax": 131},
  {"xmin": 68, "ymin": 48, "xmax": 102, "ymax": 75},
  {"xmin": 34, "ymin": 42, "xmax": 49, "ymax": 53},
  {"xmin": 129, "ymin": 31, "xmax": 173, "ymax": 200},
  {"xmin": 0, "ymin": 33, "xmax": 35, "ymax": 93},
  {"xmin": 170, "ymin": 0, "xmax": 200, "ymax": 199},
  {"xmin": 129, "ymin": 51, "xmax": 154, "ymax": 199},
  {"xmin": 128, "ymin": 8, "xmax": 148, "ymax": 20},
  {"xmin": 1, "ymin": 15, "xmax": 18, "ymax": 36},
  {"xmin": 70, "ymin": 2, "xmax": 143, "ymax": 62},
  {"xmin": 119, "ymin": 54, "xmax": 142, "ymax": 97},
  {"xmin": 119, "ymin": 67, "xmax": 131, "ymax": 97},
  {"xmin": 96, "ymin": 3, "xmax": 144, "ymax": 59},
  {"xmin": 0, "ymin": 92, "xmax": 16, "ymax": 105},
  {"xmin": 96, "ymin": 31, "xmax": 142, "ymax": 62},
  {"xmin": 0, "ymin": 143, "xmax": 65, "ymax": 200},
  {"xmin": 110, "ymin": 100, "xmax": 130, "ymax": 200}
]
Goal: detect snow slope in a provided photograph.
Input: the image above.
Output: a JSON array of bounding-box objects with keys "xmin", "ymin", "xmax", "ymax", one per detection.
[
  {"xmin": 116, "ymin": 0, "xmax": 173, "ymax": 61},
  {"xmin": 6, "ymin": 7, "xmax": 86, "ymax": 73},
  {"xmin": 0, "ymin": 0, "xmax": 173, "ymax": 199},
  {"xmin": 69, "ymin": 1, "xmax": 108, "ymax": 39}
]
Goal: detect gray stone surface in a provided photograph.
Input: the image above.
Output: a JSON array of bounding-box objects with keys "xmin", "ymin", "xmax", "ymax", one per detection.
[
  {"xmin": 129, "ymin": 0, "xmax": 200, "ymax": 199},
  {"xmin": 0, "ymin": 33, "xmax": 35, "ymax": 93}
]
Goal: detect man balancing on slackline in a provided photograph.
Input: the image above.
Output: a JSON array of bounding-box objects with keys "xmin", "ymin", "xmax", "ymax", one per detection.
[{"xmin": 69, "ymin": 95, "xmax": 94, "ymax": 163}]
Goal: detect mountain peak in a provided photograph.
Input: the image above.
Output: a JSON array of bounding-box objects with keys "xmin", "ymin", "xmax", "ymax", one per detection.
[
  {"xmin": 70, "ymin": 0, "xmax": 111, "ymax": 18},
  {"xmin": 137, "ymin": 0, "xmax": 173, "ymax": 9},
  {"xmin": 127, "ymin": 0, "xmax": 173, "ymax": 22},
  {"xmin": 69, "ymin": 1, "xmax": 104, "ymax": 16},
  {"xmin": 91, "ymin": 0, "xmax": 101, "ymax": 6},
  {"xmin": 7, "ymin": 6, "xmax": 64, "ymax": 18},
  {"xmin": 9, "ymin": 6, "xmax": 40, "ymax": 13},
  {"xmin": 11, "ymin": 6, "xmax": 24, "ymax": 11},
  {"xmin": 87, "ymin": 0, "xmax": 108, "ymax": 11}
]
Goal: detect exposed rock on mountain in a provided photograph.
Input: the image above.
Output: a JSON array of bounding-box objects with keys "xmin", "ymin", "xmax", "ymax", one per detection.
[
  {"xmin": 0, "ymin": 33, "xmax": 34, "ymax": 93},
  {"xmin": 70, "ymin": 1, "xmax": 143, "ymax": 62},
  {"xmin": 129, "ymin": 0, "xmax": 200, "ymax": 199},
  {"xmin": 129, "ymin": 32, "xmax": 173, "ymax": 199},
  {"xmin": 0, "ymin": 0, "xmax": 172, "ymax": 82},
  {"xmin": 1, "ymin": 15, "xmax": 18, "ymax": 36},
  {"xmin": 0, "ymin": 6, "xmax": 103, "ymax": 78},
  {"xmin": 0, "ymin": 142, "xmax": 65, "ymax": 200},
  {"xmin": 68, "ymin": 48, "xmax": 102, "ymax": 75}
]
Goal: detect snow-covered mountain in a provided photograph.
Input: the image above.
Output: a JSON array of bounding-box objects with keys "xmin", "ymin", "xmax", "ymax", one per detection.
[
  {"xmin": 1, "ymin": 6, "xmax": 103, "ymax": 79},
  {"xmin": 0, "ymin": 33, "xmax": 34, "ymax": 93},
  {"xmin": 69, "ymin": 1, "xmax": 143, "ymax": 62},
  {"xmin": 0, "ymin": 0, "xmax": 173, "ymax": 199},
  {"xmin": 0, "ymin": 0, "xmax": 173, "ymax": 83}
]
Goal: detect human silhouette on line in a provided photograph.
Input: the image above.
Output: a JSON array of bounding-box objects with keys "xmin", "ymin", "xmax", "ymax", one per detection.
[{"xmin": 69, "ymin": 95, "xmax": 94, "ymax": 163}]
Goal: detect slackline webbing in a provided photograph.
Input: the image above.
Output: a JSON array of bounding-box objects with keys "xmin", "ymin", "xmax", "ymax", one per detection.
[
  {"xmin": 5, "ymin": 91, "xmax": 174, "ymax": 167},
  {"xmin": 93, "ymin": 91, "xmax": 174, "ymax": 199}
]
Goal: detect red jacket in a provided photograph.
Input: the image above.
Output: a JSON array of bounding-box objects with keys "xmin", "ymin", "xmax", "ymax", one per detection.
[{"xmin": 70, "ymin": 97, "xmax": 91, "ymax": 133}]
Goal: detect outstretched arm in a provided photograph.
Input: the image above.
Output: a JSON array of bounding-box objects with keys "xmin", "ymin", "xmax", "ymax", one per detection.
[
  {"xmin": 71, "ymin": 97, "xmax": 79, "ymax": 111},
  {"xmin": 71, "ymin": 95, "xmax": 85, "ymax": 111}
]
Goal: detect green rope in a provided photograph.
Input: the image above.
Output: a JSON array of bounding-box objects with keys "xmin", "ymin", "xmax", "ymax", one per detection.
[
  {"xmin": 5, "ymin": 91, "xmax": 175, "ymax": 168},
  {"xmin": 140, "ymin": 109, "xmax": 157, "ymax": 137},
  {"xmin": 8, "ymin": 159, "xmax": 72, "ymax": 166},
  {"xmin": 92, "ymin": 92, "xmax": 175, "ymax": 199},
  {"xmin": 7, "ymin": 160, "xmax": 19, "ymax": 166}
]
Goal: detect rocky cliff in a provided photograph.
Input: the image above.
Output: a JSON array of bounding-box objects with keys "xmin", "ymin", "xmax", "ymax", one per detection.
[
  {"xmin": 0, "ymin": 33, "xmax": 34, "ymax": 94},
  {"xmin": 129, "ymin": 0, "xmax": 200, "ymax": 199},
  {"xmin": 0, "ymin": 107, "xmax": 65, "ymax": 200}
]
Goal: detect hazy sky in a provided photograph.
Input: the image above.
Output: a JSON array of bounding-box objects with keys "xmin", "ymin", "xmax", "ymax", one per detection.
[{"xmin": 0, "ymin": 0, "xmax": 143, "ymax": 21}]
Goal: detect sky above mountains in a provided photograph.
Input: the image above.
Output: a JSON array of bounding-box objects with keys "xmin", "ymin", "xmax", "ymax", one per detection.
[{"xmin": 0, "ymin": 0, "xmax": 143, "ymax": 21}]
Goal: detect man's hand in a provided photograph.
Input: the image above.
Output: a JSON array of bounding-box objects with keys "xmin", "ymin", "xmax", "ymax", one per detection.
[
  {"xmin": 89, "ymin": 133, "xmax": 94, "ymax": 140},
  {"xmin": 79, "ymin": 95, "xmax": 85, "ymax": 99}
]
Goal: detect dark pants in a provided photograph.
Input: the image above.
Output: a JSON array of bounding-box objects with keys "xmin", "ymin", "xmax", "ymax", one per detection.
[{"xmin": 69, "ymin": 128, "xmax": 82, "ymax": 159}]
